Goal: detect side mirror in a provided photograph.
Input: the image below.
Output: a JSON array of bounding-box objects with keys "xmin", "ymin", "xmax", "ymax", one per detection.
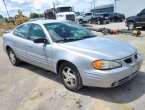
[
  {"xmin": 33, "ymin": 38, "xmax": 48, "ymax": 44},
  {"xmin": 137, "ymin": 13, "xmax": 140, "ymax": 16}
]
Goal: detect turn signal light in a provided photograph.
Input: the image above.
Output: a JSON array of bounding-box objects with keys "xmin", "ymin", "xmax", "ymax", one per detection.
[{"xmin": 92, "ymin": 60, "xmax": 103, "ymax": 69}]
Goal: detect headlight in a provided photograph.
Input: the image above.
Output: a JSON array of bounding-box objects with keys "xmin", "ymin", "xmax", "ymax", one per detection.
[{"xmin": 92, "ymin": 60, "xmax": 122, "ymax": 70}]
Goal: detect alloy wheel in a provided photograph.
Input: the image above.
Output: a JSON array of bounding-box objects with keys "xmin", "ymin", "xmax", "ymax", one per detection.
[
  {"xmin": 62, "ymin": 67, "xmax": 77, "ymax": 88},
  {"xmin": 9, "ymin": 50, "xmax": 16, "ymax": 64}
]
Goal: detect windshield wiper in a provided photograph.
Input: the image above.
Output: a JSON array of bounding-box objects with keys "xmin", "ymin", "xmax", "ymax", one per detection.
[
  {"xmin": 56, "ymin": 38, "xmax": 82, "ymax": 43},
  {"xmin": 82, "ymin": 35, "xmax": 96, "ymax": 39},
  {"xmin": 56, "ymin": 35, "xmax": 96, "ymax": 43}
]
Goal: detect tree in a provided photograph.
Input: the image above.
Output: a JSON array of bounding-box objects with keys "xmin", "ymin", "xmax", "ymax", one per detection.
[
  {"xmin": 4, "ymin": 17, "xmax": 8, "ymax": 23},
  {"xmin": 39, "ymin": 14, "xmax": 44, "ymax": 18},
  {"xmin": 0, "ymin": 15, "xmax": 3, "ymax": 19},
  {"xmin": 29, "ymin": 13, "xmax": 39, "ymax": 19}
]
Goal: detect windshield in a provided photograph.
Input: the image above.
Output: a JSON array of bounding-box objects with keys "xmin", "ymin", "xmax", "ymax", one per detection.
[
  {"xmin": 44, "ymin": 22, "xmax": 95, "ymax": 42},
  {"xmin": 80, "ymin": 13, "xmax": 85, "ymax": 16},
  {"xmin": 56, "ymin": 7, "xmax": 73, "ymax": 13}
]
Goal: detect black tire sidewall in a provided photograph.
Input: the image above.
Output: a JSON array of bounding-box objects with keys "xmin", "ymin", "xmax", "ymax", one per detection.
[
  {"xmin": 128, "ymin": 22, "xmax": 135, "ymax": 30},
  {"xmin": 79, "ymin": 19, "xmax": 83, "ymax": 24},
  {"xmin": 8, "ymin": 49, "xmax": 21, "ymax": 66},
  {"xmin": 59, "ymin": 62, "xmax": 83, "ymax": 91}
]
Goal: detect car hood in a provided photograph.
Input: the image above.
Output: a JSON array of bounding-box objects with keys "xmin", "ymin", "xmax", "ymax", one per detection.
[
  {"xmin": 58, "ymin": 36, "xmax": 136, "ymax": 60},
  {"xmin": 127, "ymin": 15, "xmax": 137, "ymax": 20},
  {"xmin": 76, "ymin": 15, "xmax": 83, "ymax": 19}
]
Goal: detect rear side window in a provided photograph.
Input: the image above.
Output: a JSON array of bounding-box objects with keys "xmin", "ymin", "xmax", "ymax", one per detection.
[{"xmin": 17, "ymin": 24, "xmax": 31, "ymax": 39}]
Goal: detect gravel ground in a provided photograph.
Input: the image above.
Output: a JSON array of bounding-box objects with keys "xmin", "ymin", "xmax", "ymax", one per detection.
[{"xmin": 0, "ymin": 22, "xmax": 145, "ymax": 110}]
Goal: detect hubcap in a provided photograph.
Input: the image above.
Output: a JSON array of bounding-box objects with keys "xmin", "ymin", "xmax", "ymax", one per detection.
[
  {"xmin": 9, "ymin": 51, "xmax": 16, "ymax": 64},
  {"xmin": 98, "ymin": 20, "xmax": 100, "ymax": 24},
  {"xmin": 79, "ymin": 20, "xmax": 82, "ymax": 24},
  {"xmin": 62, "ymin": 67, "xmax": 77, "ymax": 88},
  {"xmin": 129, "ymin": 23, "xmax": 134, "ymax": 29}
]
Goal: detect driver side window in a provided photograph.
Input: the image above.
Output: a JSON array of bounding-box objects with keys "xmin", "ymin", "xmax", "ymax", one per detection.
[
  {"xmin": 85, "ymin": 13, "xmax": 92, "ymax": 16},
  {"xmin": 29, "ymin": 24, "xmax": 46, "ymax": 41}
]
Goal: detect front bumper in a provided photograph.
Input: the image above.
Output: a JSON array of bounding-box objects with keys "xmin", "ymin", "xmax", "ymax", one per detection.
[
  {"xmin": 78, "ymin": 54, "xmax": 143, "ymax": 88},
  {"xmin": 103, "ymin": 19, "xmax": 110, "ymax": 23}
]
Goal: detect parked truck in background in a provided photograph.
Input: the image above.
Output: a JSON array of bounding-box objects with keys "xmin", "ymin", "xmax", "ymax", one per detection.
[
  {"xmin": 126, "ymin": 8, "xmax": 145, "ymax": 30},
  {"xmin": 44, "ymin": 6, "xmax": 76, "ymax": 21}
]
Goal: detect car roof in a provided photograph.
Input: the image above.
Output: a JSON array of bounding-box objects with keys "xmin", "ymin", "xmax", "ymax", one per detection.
[{"xmin": 26, "ymin": 19, "xmax": 68, "ymax": 25}]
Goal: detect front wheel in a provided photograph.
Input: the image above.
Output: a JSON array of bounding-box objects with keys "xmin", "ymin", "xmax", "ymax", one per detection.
[
  {"xmin": 88, "ymin": 20, "xmax": 92, "ymax": 24},
  {"xmin": 8, "ymin": 48, "xmax": 22, "ymax": 66},
  {"xmin": 97, "ymin": 20, "xmax": 101, "ymax": 25},
  {"xmin": 128, "ymin": 22, "xmax": 135, "ymax": 30},
  {"xmin": 59, "ymin": 62, "xmax": 83, "ymax": 91}
]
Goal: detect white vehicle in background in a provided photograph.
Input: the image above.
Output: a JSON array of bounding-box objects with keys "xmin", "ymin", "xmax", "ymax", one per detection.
[
  {"xmin": 56, "ymin": 6, "xmax": 76, "ymax": 21},
  {"xmin": 44, "ymin": 6, "xmax": 76, "ymax": 21},
  {"xmin": 76, "ymin": 12, "xmax": 93, "ymax": 24}
]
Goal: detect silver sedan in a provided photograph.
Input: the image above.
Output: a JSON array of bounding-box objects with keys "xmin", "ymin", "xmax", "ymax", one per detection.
[{"xmin": 3, "ymin": 20, "xmax": 143, "ymax": 91}]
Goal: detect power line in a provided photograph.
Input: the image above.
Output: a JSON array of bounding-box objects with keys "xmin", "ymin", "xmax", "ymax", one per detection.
[{"xmin": 3, "ymin": 0, "xmax": 10, "ymax": 18}]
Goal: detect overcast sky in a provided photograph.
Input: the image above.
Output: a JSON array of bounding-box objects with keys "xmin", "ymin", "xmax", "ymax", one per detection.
[{"xmin": 0, "ymin": 0, "xmax": 114, "ymax": 17}]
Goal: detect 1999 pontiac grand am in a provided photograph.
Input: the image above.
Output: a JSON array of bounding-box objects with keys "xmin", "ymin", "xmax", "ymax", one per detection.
[{"xmin": 3, "ymin": 20, "xmax": 143, "ymax": 91}]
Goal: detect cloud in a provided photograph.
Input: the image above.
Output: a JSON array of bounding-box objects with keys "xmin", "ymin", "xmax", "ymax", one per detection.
[
  {"xmin": 11, "ymin": 0, "xmax": 26, "ymax": 4},
  {"xmin": 32, "ymin": 0, "xmax": 53, "ymax": 9},
  {"xmin": 0, "ymin": 0, "xmax": 114, "ymax": 17}
]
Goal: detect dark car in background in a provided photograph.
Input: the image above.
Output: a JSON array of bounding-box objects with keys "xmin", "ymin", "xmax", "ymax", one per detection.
[
  {"xmin": 126, "ymin": 9, "xmax": 145, "ymax": 30},
  {"xmin": 89, "ymin": 13, "xmax": 110, "ymax": 25},
  {"xmin": 109, "ymin": 13, "xmax": 125, "ymax": 22}
]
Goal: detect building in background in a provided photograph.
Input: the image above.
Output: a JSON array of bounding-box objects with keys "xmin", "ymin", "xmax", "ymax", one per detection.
[
  {"xmin": 91, "ymin": 4, "xmax": 114, "ymax": 14},
  {"xmin": 114, "ymin": 0, "xmax": 145, "ymax": 17}
]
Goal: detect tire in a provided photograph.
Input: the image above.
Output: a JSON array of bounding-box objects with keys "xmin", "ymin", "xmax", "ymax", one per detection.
[
  {"xmin": 128, "ymin": 21, "xmax": 135, "ymax": 30},
  {"xmin": 88, "ymin": 20, "xmax": 92, "ymax": 24},
  {"xmin": 7, "ymin": 48, "xmax": 22, "ymax": 66},
  {"xmin": 119, "ymin": 18, "xmax": 123, "ymax": 22},
  {"xmin": 97, "ymin": 20, "xmax": 101, "ymax": 25},
  {"xmin": 79, "ymin": 19, "xmax": 83, "ymax": 24},
  {"xmin": 142, "ymin": 27, "xmax": 145, "ymax": 29},
  {"xmin": 59, "ymin": 62, "xmax": 83, "ymax": 91}
]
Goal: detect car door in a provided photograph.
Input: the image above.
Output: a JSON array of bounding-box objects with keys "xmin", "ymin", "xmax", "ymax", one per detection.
[
  {"xmin": 25, "ymin": 23, "xmax": 53, "ymax": 70},
  {"xmin": 138, "ymin": 9, "xmax": 145, "ymax": 27},
  {"xmin": 12, "ymin": 24, "xmax": 31, "ymax": 61},
  {"xmin": 84, "ymin": 13, "xmax": 92, "ymax": 21}
]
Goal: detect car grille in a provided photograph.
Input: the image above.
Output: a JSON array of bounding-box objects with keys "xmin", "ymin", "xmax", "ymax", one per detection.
[
  {"xmin": 66, "ymin": 14, "xmax": 75, "ymax": 21},
  {"xmin": 124, "ymin": 53, "xmax": 138, "ymax": 64}
]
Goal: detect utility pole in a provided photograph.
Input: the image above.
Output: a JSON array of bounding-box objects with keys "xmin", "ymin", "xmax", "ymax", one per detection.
[
  {"xmin": 3, "ymin": 0, "xmax": 10, "ymax": 18},
  {"xmin": 93, "ymin": 0, "xmax": 95, "ymax": 9},
  {"xmin": 90, "ymin": 2, "xmax": 92, "ymax": 10}
]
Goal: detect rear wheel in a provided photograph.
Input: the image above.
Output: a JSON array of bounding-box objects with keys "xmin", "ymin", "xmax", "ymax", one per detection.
[
  {"xmin": 59, "ymin": 62, "xmax": 83, "ymax": 91},
  {"xmin": 7, "ymin": 48, "xmax": 22, "ymax": 66},
  {"xmin": 79, "ymin": 19, "xmax": 83, "ymax": 24},
  {"xmin": 128, "ymin": 21, "xmax": 135, "ymax": 30}
]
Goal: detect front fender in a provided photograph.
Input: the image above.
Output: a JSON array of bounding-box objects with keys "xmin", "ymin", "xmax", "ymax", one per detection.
[{"xmin": 52, "ymin": 44, "xmax": 96, "ymax": 73}]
